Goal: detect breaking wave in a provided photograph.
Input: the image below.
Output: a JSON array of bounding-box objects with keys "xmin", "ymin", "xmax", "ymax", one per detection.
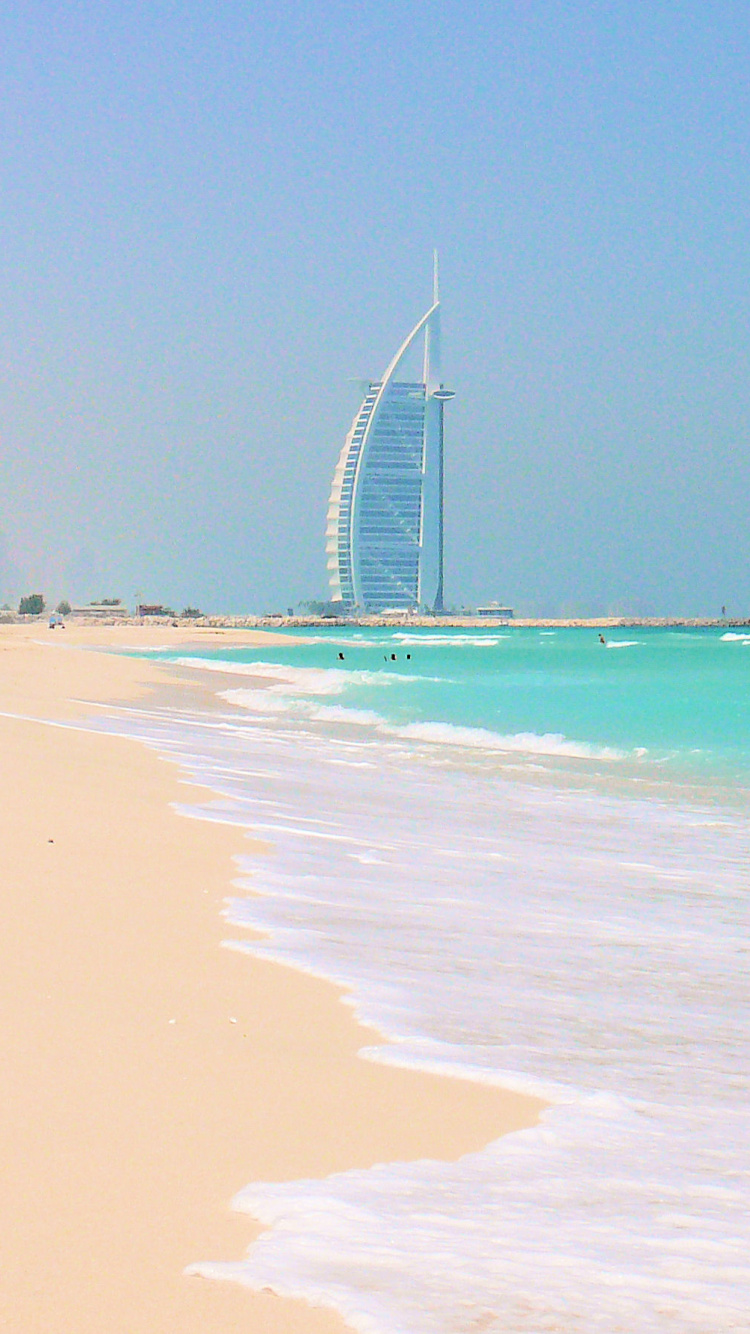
[{"xmin": 220, "ymin": 687, "xmax": 626, "ymax": 761}]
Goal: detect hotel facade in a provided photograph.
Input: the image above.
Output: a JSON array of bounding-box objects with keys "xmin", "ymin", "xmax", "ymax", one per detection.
[{"xmin": 326, "ymin": 257, "xmax": 454, "ymax": 613}]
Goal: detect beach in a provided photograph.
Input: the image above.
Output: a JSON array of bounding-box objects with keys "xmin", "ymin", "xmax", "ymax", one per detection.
[
  {"xmin": 89, "ymin": 621, "xmax": 747, "ymax": 1330},
  {"xmin": 0, "ymin": 623, "xmax": 544, "ymax": 1333}
]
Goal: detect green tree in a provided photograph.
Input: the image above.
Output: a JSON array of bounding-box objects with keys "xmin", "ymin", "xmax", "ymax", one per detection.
[
  {"xmin": 56, "ymin": 600, "xmax": 72, "ymax": 616},
  {"xmin": 19, "ymin": 593, "xmax": 45, "ymax": 616}
]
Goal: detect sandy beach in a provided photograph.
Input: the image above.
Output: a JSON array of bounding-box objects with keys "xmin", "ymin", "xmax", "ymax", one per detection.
[{"xmin": 0, "ymin": 623, "xmax": 544, "ymax": 1333}]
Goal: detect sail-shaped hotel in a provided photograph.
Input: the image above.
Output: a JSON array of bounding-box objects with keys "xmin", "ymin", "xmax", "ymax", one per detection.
[{"xmin": 326, "ymin": 256, "xmax": 454, "ymax": 613}]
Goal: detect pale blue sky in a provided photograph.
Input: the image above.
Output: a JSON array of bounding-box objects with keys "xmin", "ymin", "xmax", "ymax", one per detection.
[{"xmin": 1, "ymin": 0, "xmax": 749, "ymax": 614}]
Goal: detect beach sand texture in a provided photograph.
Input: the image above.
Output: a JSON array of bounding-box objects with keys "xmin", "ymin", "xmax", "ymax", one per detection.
[{"xmin": 0, "ymin": 625, "xmax": 544, "ymax": 1333}]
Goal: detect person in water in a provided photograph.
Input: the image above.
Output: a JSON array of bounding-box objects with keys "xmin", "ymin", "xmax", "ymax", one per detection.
[{"xmin": 599, "ymin": 634, "xmax": 606, "ymax": 645}]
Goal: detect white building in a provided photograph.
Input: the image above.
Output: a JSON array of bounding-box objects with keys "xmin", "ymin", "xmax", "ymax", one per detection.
[{"xmin": 326, "ymin": 255, "xmax": 454, "ymax": 613}]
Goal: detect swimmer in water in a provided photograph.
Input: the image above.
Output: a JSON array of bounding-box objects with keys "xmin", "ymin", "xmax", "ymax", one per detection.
[
  {"xmin": 338, "ymin": 652, "xmax": 345, "ymax": 660},
  {"xmin": 599, "ymin": 634, "xmax": 606, "ymax": 645}
]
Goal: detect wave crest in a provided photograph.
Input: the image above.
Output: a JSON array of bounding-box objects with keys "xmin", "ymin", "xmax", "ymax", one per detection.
[
  {"xmin": 389, "ymin": 721, "xmax": 624, "ymax": 759},
  {"xmin": 220, "ymin": 687, "xmax": 625, "ymax": 761},
  {"xmin": 177, "ymin": 657, "xmax": 396, "ymax": 695}
]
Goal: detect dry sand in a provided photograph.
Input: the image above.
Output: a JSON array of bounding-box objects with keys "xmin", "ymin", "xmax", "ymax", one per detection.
[{"xmin": 0, "ymin": 623, "xmax": 544, "ymax": 1333}]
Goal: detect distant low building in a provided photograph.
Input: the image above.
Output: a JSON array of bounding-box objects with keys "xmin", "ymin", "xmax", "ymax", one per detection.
[
  {"xmin": 477, "ymin": 603, "xmax": 514, "ymax": 619},
  {"xmin": 137, "ymin": 604, "xmax": 167, "ymax": 617},
  {"xmin": 69, "ymin": 601, "xmax": 128, "ymax": 617}
]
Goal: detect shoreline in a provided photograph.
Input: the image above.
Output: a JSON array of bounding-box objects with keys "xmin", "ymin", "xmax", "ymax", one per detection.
[
  {"xmin": 4, "ymin": 612, "xmax": 748, "ymax": 631},
  {"xmin": 0, "ymin": 624, "xmax": 545, "ymax": 1333}
]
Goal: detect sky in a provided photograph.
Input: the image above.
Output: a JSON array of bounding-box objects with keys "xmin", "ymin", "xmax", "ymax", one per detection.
[{"xmin": 1, "ymin": 0, "xmax": 749, "ymax": 615}]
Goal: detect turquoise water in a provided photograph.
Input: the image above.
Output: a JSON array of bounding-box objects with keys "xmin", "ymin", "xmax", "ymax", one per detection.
[
  {"xmin": 108, "ymin": 626, "xmax": 750, "ymax": 1332},
  {"xmin": 160, "ymin": 625, "xmax": 750, "ymax": 784}
]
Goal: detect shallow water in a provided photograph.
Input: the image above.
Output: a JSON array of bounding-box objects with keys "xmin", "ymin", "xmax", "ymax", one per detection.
[{"xmin": 101, "ymin": 628, "xmax": 750, "ymax": 1332}]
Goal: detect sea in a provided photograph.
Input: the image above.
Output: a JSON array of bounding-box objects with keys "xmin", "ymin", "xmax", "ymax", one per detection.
[{"xmin": 98, "ymin": 626, "xmax": 750, "ymax": 1333}]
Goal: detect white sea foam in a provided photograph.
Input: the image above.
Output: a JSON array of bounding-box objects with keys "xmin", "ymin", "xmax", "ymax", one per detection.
[
  {"xmin": 177, "ymin": 658, "xmax": 399, "ymax": 695},
  {"xmin": 721, "ymin": 631, "xmax": 750, "ymax": 642},
  {"xmin": 87, "ymin": 681, "xmax": 750, "ymax": 1334},
  {"xmin": 308, "ymin": 704, "xmax": 385, "ymax": 726},
  {"xmin": 392, "ymin": 633, "xmax": 507, "ymax": 646},
  {"xmin": 270, "ymin": 634, "xmax": 389, "ymax": 649},
  {"xmin": 217, "ymin": 688, "xmax": 292, "ymax": 714},
  {"xmin": 387, "ymin": 720, "xmax": 624, "ymax": 759},
  {"xmin": 220, "ymin": 686, "xmax": 625, "ymax": 760},
  {"xmin": 605, "ymin": 638, "xmax": 640, "ymax": 648}
]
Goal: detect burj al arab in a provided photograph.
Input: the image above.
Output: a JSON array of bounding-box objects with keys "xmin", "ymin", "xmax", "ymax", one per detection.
[{"xmin": 326, "ymin": 255, "xmax": 455, "ymax": 613}]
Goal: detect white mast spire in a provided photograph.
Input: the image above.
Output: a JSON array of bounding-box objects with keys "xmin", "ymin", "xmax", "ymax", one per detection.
[{"xmin": 424, "ymin": 250, "xmax": 441, "ymax": 391}]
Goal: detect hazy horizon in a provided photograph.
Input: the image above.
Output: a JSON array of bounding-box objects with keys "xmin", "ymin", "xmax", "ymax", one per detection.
[{"xmin": 2, "ymin": 2, "xmax": 749, "ymax": 618}]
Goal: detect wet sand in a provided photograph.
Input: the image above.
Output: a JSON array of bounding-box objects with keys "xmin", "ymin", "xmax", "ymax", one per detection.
[{"xmin": 0, "ymin": 624, "xmax": 544, "ymax": 1332}]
